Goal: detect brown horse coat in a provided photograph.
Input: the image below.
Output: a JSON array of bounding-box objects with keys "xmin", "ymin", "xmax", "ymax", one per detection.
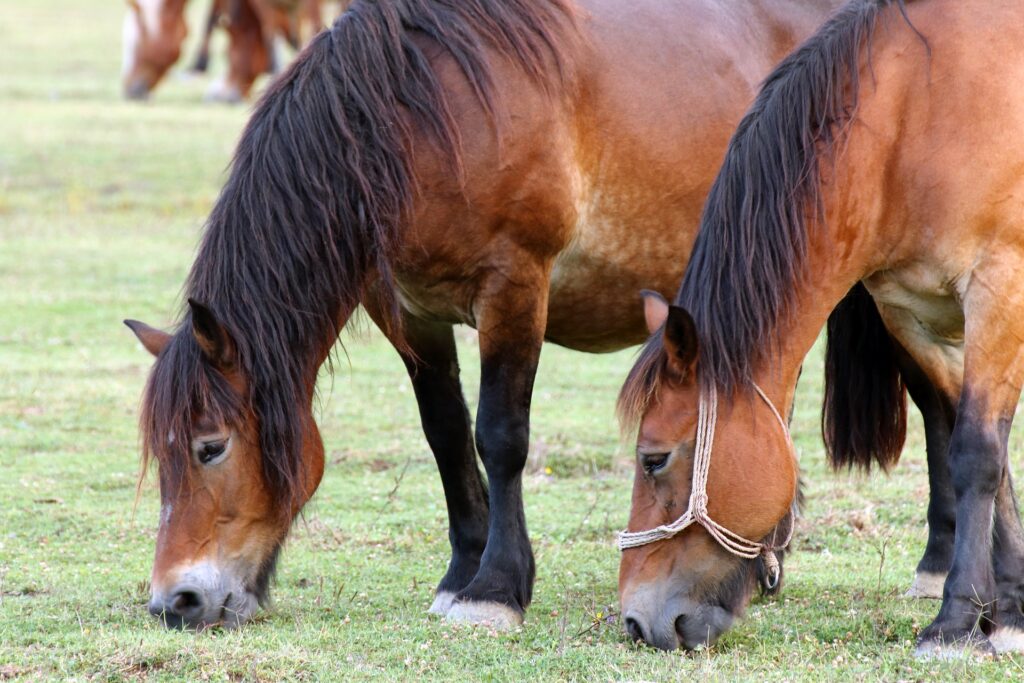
[{"xmin": 128, "ymin": 0, "xmax": 857, "ymax": 631}]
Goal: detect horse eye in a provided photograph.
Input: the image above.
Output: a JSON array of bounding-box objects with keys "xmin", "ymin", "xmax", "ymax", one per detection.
[
  {"xmin": 641, "ymin": 452, "xmax": 671, "ymax": 475},
  {"xmin": 197, "ymin": 440, "xmax": 227, "ymax": 465}
]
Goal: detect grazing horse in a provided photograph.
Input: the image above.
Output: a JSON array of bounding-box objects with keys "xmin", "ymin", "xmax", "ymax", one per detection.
[
  {"xmin": 618, "ymin": 0, "xmax": 1024, "ymax": 656},
  {"xmin": 126, "ymin": 0, "xmax": 951, "ymax": 631}
]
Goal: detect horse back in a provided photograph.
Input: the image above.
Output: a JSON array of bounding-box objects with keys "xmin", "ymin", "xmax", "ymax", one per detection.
[{"xmin": 394, "ymin": 0, "xmax": 841, "ymax": 350}]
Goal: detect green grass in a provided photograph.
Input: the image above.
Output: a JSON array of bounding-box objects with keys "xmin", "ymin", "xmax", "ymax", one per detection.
[{"xmin": 1, "ymin": 1, "xmax": 1022, "ymax": 680}]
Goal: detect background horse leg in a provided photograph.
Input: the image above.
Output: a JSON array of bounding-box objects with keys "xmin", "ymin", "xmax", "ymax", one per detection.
[
  {"xmin": 896, "ymin": 349, "xmax": 957, "ymax": 599},
  {"xmin": 396, "ymin": 317, "xmax": 491, "ymax": 615},
  {"xmin": 446, "ymin": 274, "xmax": 549, "ymax": 627},
  {"xmin": 191, "ymin": 0, "xmax": 222, "ymax": 73},
  {"xmin": 206, "ymin": 0, "xmax": 268, "ymax": 102}
]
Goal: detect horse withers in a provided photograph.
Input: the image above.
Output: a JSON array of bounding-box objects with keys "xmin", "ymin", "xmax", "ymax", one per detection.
[{"xmin": 618, "ymin": 0, "xmax": 1024, "ymax": 656}]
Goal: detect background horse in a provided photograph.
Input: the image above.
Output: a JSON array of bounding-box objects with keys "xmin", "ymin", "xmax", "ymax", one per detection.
[
  {"xmin": 618, "ymin": 0, "xmax": 1024, "ymax": 656},
  {"xmin": 125, "ymin": 0, "xmax": 949, "ymax": 632},
  {"xmin": 121, "ymin": 0, "xmax": 331, "ymax": 101}
]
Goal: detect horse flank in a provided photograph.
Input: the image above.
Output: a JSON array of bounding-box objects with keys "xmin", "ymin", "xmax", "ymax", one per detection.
[
  {"xmin": 618, "ymin": 0, "xmax": 909, "ymax": 430},
  {"xmin": 140, "ymin": 0, "xmax": 577, "ymax": 512}
]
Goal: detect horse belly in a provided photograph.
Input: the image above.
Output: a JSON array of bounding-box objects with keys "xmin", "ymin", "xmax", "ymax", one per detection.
[
  {"xmin": 544, "ymin": 205, "xmax": 695, "ymax": 353},
  {"xmin": 864, "ymin": 264, "xmax": 966, "ymax": 397}
]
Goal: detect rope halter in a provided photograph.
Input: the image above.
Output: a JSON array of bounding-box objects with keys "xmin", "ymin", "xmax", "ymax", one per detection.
[{"xmin": 617, "ymin": 383, "xmax": 796, "ymax": 589}]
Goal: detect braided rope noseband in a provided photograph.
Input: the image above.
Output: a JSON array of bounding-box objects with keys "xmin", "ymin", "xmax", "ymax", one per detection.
[{"xmin": 617, "ymin": 383, "xmax": 796, "ymax": 587}]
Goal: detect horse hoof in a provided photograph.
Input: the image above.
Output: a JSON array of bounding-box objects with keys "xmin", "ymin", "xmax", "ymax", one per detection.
[
  {"xmin": 428, "ymin": 591, "xmax": 456, "ymax": 616},
  {"xmin": 914, "ymin": 634, "xmax": 995, "ymax": 660},
  {"xmin": 990, "ymin": 627, "xmax": 1024, "ymax": 654},
  {"xmin": 445, "ymin": 601, "xmax": 523, "ymax": 630},
  {"xmin": 904, "ymin": 571, "xmax": 946, "ymax": 599}
]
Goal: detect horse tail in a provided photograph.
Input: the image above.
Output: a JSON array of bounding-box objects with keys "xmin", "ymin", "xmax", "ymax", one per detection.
[{"xmin": 822, "ymin": 283, "xmax": 907, "ymax": 472}]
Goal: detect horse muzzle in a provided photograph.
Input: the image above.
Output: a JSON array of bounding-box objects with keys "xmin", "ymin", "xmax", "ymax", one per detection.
[
  {"xmin": 148, "ymin": 562, "xmax": 258, "ymax": 630},
  {"xmin": 622, "ymin": 585, "xmax": 735, "ymax": 650},
  {"xmin": 123, "ymin": 78, "xmax": 152, "ymax": 101}
]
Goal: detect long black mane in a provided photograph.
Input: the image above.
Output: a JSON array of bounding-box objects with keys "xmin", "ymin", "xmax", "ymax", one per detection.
[
  {"xmin": 620, "ymin": 0, "xmax": 908, "ymax": 425},
  {"xmin": 141, "ymin": 0, "xmax": 576, "ymax": 511}
]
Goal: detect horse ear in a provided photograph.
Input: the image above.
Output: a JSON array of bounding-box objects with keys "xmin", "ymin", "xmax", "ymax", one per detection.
[
  {"xmin": 663, "ymin": 305, "xmax": 699, "ymax": 376},
  {"xmin": 640, "ymin": 289, "xmax": 669, "ymax": 335},
  {"xmin": 188, "ymin": 299, "xmax": 236, "ymax": 369},
  {"xmin": 124, "ymin": 320, "xmax": 172, "ymax": 357}
]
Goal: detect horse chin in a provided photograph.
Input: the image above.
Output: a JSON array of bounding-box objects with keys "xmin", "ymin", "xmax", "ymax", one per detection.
[
  {"xmin": 218, "ymin": 590, "xmax": 261, "ymax": 629},
  {"xmin": 675, "ymin": 603, "xmax": 735, "ymax": 650},
  {"xmin": 622, "ymin": 583, "xmax": 741, "ymax": 651}
]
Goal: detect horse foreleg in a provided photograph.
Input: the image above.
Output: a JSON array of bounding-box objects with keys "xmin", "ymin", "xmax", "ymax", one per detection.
[
  {"xmin": 916, "ymin": 266, "xmax": 1024, "ymax": 656},
  {"xmin": 445, "ymin": 271, "xmax": 549, "ymax": 628}
]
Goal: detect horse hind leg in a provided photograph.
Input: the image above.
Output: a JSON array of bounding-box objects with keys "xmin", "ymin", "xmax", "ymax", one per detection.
[
  {"xmin": 363, "ymin": 299, "xmax": 490, "ymax": 617},
  {"xmin": 896, "ymin": 349, "xmax": 957, "ymax": 600},
  {"xmin": 401, "ymin": 319, "xmax": 491, "ymax": 615}
]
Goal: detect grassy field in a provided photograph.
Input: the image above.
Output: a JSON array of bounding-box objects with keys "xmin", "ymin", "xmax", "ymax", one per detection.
[{"xmin": 1, "ymin": 1, "xmax": 1023, "ymax": 680}]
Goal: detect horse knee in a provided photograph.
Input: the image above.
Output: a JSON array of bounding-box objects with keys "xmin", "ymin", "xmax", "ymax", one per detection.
[
  {"xmin": 949, "ymin": 422, "xmax": 1005, "ymax": 498},
  {"xmin": 475, "ymin": 410, "xmax": 529, "ymax": 479}
]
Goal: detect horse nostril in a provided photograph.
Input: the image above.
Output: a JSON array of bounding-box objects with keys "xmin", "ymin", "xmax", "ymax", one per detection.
[
  {"xmin": 674, "ymin": 613, "xmax": 688, "ymax": 643},
  {"xmin": 169, "ymin": 586, "xmax": 206, "ymax": 619},
  {"xmin": 625, "ymin": 616, "xmax": 646, "ymax": 643}
]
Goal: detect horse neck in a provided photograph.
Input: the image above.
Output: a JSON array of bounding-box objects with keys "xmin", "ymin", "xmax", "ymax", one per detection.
[
  {"xmin": 750, "ymin": 0, "xmax": 848, "ymax": 57},
  {"xmin": 752, "ymin": 180, "xmax": 886, "ymax": 412}
]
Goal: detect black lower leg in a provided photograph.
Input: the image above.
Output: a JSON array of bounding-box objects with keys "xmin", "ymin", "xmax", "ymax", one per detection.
[
  {"xmin": 455, "ymin": 345, "xmax": 541, "ymax": 612},
  {"xmin": 918, "ymin": 395, "xmax": 1004, "ymax": 649},
  {"xmin": 993, "ymin": 470, "xmax": 1024, "ymax": 631},
  {"xmin": 400, "ymin": 320, "xmax": 489, "ymax": 598},
  {"xmin": 898, "ymin": 352, "xmax": 956, "ymax": 578}
]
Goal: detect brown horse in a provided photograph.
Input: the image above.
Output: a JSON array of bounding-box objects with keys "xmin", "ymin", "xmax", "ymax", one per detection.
[
  {"xmin": 618, "ymin": 0, "xmax": 1024, "ymax": 656},
  {"xmin": 126, "ymin": 0, "xmax": 953, "ymax": 632},
  {"xmin": 121, "ymin": 0, "xmax": 325, "ymax": 101}
]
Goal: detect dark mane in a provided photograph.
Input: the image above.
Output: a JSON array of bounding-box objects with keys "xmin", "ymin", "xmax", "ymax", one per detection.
[
  {"xmin": 141, "ymin": 0, "xmax": 577, "ymax": 511},
  {"xmin": 619, "ymin": 0, "xmax": 907, "ymax": 426}
]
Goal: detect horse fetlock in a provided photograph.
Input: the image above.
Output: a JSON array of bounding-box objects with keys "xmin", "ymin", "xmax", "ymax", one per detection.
[{"xmin": 904, "ymin": 571, "xmax": 947, "ymax": 600}]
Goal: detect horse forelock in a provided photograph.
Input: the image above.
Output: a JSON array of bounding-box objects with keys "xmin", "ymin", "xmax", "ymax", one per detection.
[
  {"xmin": 139, "ymin": 331, "xmax": 246, "ymax": 503},
  {"xmin": 617, "ymin": 334, "xmax": 668, "ymax": 436},
  {"xmin": 148, "ymin": 0, "xmax": 578, "ymax": 511}
]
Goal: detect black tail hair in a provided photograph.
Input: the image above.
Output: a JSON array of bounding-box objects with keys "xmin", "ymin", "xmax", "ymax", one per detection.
[{"xmin": 822, "ymin": 282, "xmax": 907, "ymax": 471}]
